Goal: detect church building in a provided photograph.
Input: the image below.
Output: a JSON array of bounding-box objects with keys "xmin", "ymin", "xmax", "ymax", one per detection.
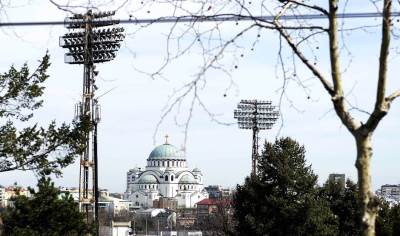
[{"xmin": 124, "ymin": 137, "xmax": 208, "ymax": 209}]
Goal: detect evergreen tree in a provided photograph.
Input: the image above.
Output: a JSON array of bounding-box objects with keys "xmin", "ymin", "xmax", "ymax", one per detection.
[
  {"xmin": 1, "ymin": 177, "xmax": 93, "ymax": 236},
  {"xmin": 0, "ymin": 54, "xmax": 88, "ymax": 176},
  {"xmin": 233, "ymin": 137, "xmax": 338, "ymax": 236},
  {"xmin": 376, "ymin": 202, "xmax": 400, "ymax": 236},
  {"xmin": 320, "ymin": 178, "xmax": 362, "ymax": 236}
]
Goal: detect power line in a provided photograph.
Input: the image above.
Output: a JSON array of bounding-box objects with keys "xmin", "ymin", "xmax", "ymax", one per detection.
[{"xmin": 1, "ymin": 12, "xmax": 399, "ymax": 27}]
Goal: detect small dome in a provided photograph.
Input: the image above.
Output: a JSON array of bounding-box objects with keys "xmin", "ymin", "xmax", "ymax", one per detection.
[
  {"xmin": 138, "ymin": 175, "xmax": 158, "ymax": 184},
  {"xmin": 193, "ymin": 168, "xmax": 201, "ymax": 173},
  {"xmin": 148, "ymin": 144, "xmax": 185, "ymax": 160},
  {"xmin": 179, "ymin": 175, "xmax": 197, "ymax": 184}
]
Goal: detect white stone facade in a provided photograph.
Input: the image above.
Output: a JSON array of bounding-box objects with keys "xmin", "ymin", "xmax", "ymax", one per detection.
[{"xmin": 124, "ymin": 141, "xmax": 208, "ymax": 208}]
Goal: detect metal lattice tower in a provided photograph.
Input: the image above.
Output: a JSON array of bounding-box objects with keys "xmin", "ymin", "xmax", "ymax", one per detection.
[
  {"xmin": 234, "ymin": 100, "xmax": 279, "ymax": 175},
  {"xmin": 60, "ymin": 10, "xmax": 124, "ymax": 231}
]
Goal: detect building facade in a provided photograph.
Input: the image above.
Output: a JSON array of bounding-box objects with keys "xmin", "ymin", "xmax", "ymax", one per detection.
[
  {"xmin": 124, "ymin": 140, "xmax": 208, "ymax": 208},
  {"xmin": 378, "ymin": 184, "xmax": 400, "ymax": 202},
  {"xmin": 0, "ymin": 185, "xmax": 31, "ymax": 208}
]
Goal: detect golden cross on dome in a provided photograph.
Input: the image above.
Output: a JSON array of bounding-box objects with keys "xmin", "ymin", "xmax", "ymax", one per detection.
[{"xmin": 165, "ymin": 134, "xmax": 169, "ymax": 144}]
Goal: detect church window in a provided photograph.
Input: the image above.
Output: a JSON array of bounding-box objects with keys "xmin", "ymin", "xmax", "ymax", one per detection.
[
  {"xmin": 171, "ymin": 175, "xmax": 174, "ymax": 181},
  {"xmin": 167, "ymin": 161, "xmax": 170, "ymax": 167},
  {"xmin": 158, "ymin": 161, "xmax": 160, "ymax": 166},
  {"xmin": 163, "ymin": 161, "xmax": 165, "ymax": 166},
  {"xmin": 165, "ymin": 175, "xmax": 168, "ymax": 181},
  {"xmin": 136, "ymin": 195, "xmax": 138, "ymax": 198}
]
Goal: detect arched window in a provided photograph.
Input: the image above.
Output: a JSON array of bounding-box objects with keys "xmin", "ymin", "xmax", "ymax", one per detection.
[
  {"xmin": 167, "ymin": 161, "xmax": 170, "ymax": 167},
  {"xmin": 163, "ymin": 161, "xmax": 165, "ymax": 166},
  {"xmin": 165, "ymin": 175, "xmax": 168, "ymax": 181},
  {"xmin": 171, "ymin": 175, "xmax": 174, "ymax": 181}
]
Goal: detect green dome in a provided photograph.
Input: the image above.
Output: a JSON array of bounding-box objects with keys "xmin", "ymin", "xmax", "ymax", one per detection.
[
  {"xmin": 179, "ymin": 175, "xmax": 197, "ymax": 184},
  {"xmin": 148, "ymin": 144, "xmax": 185, "ymax": 160},
  {"xmin": 138, "ymin": 175, "xmax": 158, "ymax": 184}
]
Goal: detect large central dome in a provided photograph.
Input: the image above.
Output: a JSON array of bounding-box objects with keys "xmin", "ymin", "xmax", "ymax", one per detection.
[{"xmin": 148, "ymin": 143, "xmax": 185, "ymax": 160}]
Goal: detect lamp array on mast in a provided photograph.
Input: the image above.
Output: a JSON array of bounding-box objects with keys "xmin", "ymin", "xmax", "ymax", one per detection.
[
  {"xmin": 60, "ymin": 10, "xmax": 124, "ymax": 233},
  {"xmin": 234, "ymin": 99, "xmax": 279, "ymax": 175}
]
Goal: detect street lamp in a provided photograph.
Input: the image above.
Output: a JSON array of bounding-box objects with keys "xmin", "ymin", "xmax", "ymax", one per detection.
[{"xmin": 234, "ymin": 100, "xmax": 279, "ymax": 175}]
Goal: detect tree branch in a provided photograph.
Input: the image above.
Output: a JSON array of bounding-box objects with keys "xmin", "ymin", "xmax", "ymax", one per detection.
[
  {"xmin": 273, "ymin": 20, "xmax": 334, "ymax": 96},
  {"xmin": 385, "ymin": 89, "xmax": 400, "ymax": 103},
  {"xmin": 286, "ymin": 0, "xmax": 329, "ymax": 15},
  {"xmin": 375, "ymin": 0, "xmax": 391, "ymax": 108},
  {"xmin": 365, "ymin": 0, "xmax": 392, "ymax": 132}
]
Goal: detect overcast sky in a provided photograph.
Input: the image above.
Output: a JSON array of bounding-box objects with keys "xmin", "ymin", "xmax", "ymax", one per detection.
[{"xmin": 0, "ymin": 0, "xmax": 399, "ymax": 192}]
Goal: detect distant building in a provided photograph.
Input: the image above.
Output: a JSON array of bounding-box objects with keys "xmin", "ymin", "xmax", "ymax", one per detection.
[
  {"xmin": 0, "ymin": 186, "xmax": 5, "ymax": 208},
  {"xmin": 59, "ymin": 187, "xmax": 80, "ymax": 201},
  {"xmin": 0, "ymin": 184, "xmax": 31, "ymax": 208},
  {"xmin": 204, "ymin": 185, "xmax": 231, "ymax": 199},
  {"xmin": 124, "ymin": 138, "xmax": 208, "ymax": 209},
  {"xmin": 377, "ymin": 184, "xmax": 400, "ymax": 202},
  {"xmin": 99, "ymin": 190, "xmax": 134, "ymax": 214},
  {"xmin": 153, "ymin": 197, "xmax": 178, "ymax": 210},
  {"xmin": 328, "ymin": 173, "xmax": 346, "ymax": 186},
  {"xmin": 59, "ymin": 188, "xmax": 133, "ymax": 215},
  {"xmin": 196, "ymin": 198, "xmax": 231, "ymax": 219}
]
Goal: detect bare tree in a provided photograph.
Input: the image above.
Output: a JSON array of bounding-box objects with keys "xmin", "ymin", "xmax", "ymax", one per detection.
[
  {"xmin": 42, "ymin": 0, "xmax": 399, "ymax": 234},
  {"xmin": 118, "ymin": 1, "xmax": 400, "ymax": 235}
]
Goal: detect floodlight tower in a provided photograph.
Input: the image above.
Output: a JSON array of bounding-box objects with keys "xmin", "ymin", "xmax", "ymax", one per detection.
[
  {"xmin": 60, "ymin": 10, "xmax": 124, "ymax": 227},
  {"xmin": 234, "ymin": 100, "xmax": 279, "ymax": 175}
]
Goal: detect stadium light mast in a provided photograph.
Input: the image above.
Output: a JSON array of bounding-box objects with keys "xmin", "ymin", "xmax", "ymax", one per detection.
[
  {"xmin": 60, "ymin": 10, "xmax": 124, "ymax": 231},
  {"xmin": 234, "ymin": 100, "xmax": 279, "ymax": 175}
]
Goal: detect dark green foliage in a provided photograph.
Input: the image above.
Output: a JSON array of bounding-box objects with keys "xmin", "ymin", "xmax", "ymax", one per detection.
[
  {"xmin": 1, "ymin": 177, "xmax": 93, "ymax": 236},
  {"xmin": 320, "ymin": 178, "xmax": 362, "ymax": 236},
  {"xmin": 0, "ymin": 54, "xmax": 89, "ymax": 176},
  {"xmin": 320, "ymin": 177, "xmax": 400, "ymax": 236},
  {"xmin": 376, "ymin": 202, "xmax": 400, "ymax": 236},
  {"xmin": 233, "ymin": 137, "xmax": 338, "ymax": 236}
]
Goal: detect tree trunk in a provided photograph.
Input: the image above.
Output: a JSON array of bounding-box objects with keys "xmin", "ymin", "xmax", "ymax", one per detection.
[{"xmin": 355, "ymin": 131, "xmax": 378, "ymax": 236}]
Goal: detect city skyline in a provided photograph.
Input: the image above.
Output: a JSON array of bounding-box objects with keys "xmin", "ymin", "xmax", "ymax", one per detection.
[{"xmin": 0, "ymin": 0, "xmax": 399, "ymax": 193}]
